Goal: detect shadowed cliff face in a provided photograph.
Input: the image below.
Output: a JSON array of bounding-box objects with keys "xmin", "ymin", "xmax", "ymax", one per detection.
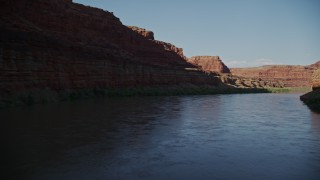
[
  {"xmin": 0, "ymin": 0, "xmax": 222, "ymax": 103},
  {"xmin": 231, "ymin": 62, "xmax": 320, "ymax": 87},
  {"xmin": 300, "ymin": 69, "xmax": 320, "ymax": 112}
]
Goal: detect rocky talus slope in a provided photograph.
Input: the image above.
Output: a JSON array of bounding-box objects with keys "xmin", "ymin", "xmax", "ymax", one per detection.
[{"xmin": 219, "ymin": 75, "xmax": 284, "ymax": 88}]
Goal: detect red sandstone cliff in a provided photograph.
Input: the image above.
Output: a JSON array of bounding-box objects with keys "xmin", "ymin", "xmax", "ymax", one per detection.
[
  {"xmin": 231, "ymin": 62, "xmax": 320, "ymax": 87},
  {"xmin": 0, "ymin": 0, "xmax": 222, "ymax": 105},
  {"xmin": 188, "ymin": 56, "xmax": 231, "ymax": 74}
]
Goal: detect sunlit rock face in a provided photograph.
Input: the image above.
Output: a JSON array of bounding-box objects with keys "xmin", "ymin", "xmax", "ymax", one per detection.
[{"xmin": 188, "ymin": 56, "xmax": 231, "ymax": 73}]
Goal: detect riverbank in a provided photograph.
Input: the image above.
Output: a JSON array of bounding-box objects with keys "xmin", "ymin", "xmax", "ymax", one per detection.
[
  {"xmin": 266, "ymin": 87, "xmax": 311, "ymax": 93},
  {"xmin": 0, "ymin": 86, "xmax": 312, "ymax": 109}
]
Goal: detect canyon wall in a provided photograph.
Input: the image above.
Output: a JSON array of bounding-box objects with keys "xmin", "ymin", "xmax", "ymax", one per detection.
[
  {"xmin": 231, "ymin": 62, "xmax": 320, "ymax": 87},
  {"xmin": 2, "ymin": 0, "xmax": 317, "ymax": 108},
  {"xmin": 0, "ymin": 0, "xmax": 221, "ymax": 105}
]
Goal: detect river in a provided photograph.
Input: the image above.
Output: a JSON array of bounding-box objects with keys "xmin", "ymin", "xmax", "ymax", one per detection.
[{"xmin": 3, "ymin": 93, "xmax": 320, "ymax": 180}]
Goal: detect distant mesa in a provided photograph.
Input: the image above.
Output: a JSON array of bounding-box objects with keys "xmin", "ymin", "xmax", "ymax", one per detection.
[
  {"xmin": 127, "ymin": 26, "xmax": 154, "ymax": 40},
  {"xmin": 188, "ymin": 56, "xmax": 231, "ymax": 74},
  {"xmin": 186, "ymin": 56, "xmax": 285, "ymax": 88}
]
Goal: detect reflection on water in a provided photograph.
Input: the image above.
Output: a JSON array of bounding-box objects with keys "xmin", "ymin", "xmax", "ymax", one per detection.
[
  {"xmin": 311, "ymin": 112, "xmax": 320, "ymax": 137},
  {"xmin": 2, "ymin": 94, "xmax": 320, "ymax": 180}
]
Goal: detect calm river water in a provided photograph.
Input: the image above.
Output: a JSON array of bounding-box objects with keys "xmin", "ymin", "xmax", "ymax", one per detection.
[{"xmin": 3, "ymin": 93, "xmax": 320, "ymax": 180}]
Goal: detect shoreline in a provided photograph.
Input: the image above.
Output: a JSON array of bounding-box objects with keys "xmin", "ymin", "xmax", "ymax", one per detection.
[{"xmin": 0, "ymin": 86, "xmax": 311, "ymax": 109}]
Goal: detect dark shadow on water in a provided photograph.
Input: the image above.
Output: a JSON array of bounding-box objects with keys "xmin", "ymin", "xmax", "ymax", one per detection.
[
  {"xmin": 2, "ymin": 96, "xmax": 183, "ymax": 179},
  {"xmin": 311, "ymin": 112, "xmax": 320, "ymax": 137}
]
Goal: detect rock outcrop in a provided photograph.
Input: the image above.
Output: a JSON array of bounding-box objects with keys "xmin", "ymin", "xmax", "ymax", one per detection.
[
  {"xmin": 231, "ymin": 62, "xmax": 320, "ymax": 87},
  {"xmin": 188, "ymin": 56, "xmax": 231, "ymax": 74},
  {"xmin": 300, "ymin": 69, "xmax": 320, "ymax": 112},
  {"xmin": 0, "ymin": 0, "xmax": 222, "ymax": 106},
  {"xmin": 127, "ymin": 26, "xmax": 154, "ymax": 40}
]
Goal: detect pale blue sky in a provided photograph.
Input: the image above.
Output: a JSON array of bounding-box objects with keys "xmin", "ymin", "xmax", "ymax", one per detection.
[{"xmin": 73, "ymin": 0, "xmax": 320, "ymax": 67}]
